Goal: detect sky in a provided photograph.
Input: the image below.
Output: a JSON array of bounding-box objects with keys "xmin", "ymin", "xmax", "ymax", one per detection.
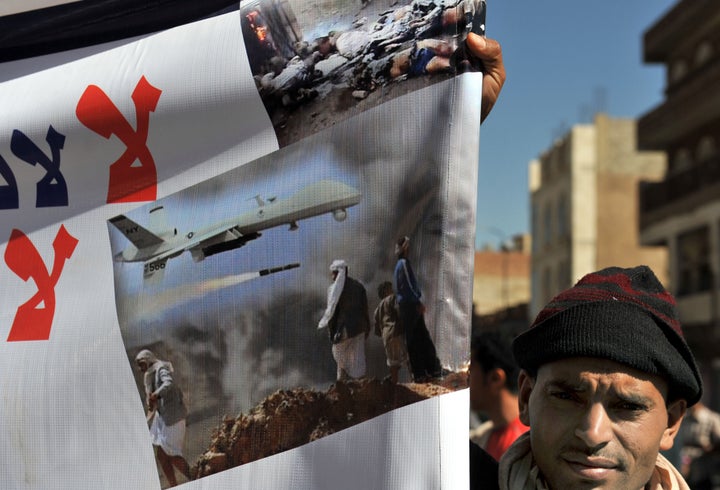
[{"xmin": 475, "ymin": 0, "xmax": 677, "ymax": 250}]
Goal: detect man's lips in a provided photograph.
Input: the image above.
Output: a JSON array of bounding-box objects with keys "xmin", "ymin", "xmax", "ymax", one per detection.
[{"xmin": 562, "ymin": 455, "xmax": 620, "ymax": 480}]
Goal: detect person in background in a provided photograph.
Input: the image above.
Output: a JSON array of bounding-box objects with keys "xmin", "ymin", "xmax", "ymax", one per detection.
[
  {"xmin": 677, "ymin": 401, "xmax": 720, "ymax": 476},
  {"xmin": 318, "ymin": 259, "xmax": 371, "ymax": 380},
  {"xmin": 374, "ymin": 280, "xmax": 411, "ymax": 383},
  {"xmin": 135, "ymin": 349, "xmax": 191, "ymax": 488},
  {"xmin": 470, "ymin": 332, "xmax": 529, "ymax": 461},
  {"xmin": 465, "ymin": 30, "xmax": 507, "ymax": 490},
  {"xmin": 393, "ymin": 236, "xmax": 443, "ymax": 382}
]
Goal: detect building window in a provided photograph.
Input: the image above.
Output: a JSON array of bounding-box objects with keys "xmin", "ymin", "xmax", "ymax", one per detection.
[
  {"xmin": 542, "ymin": 267, "xmax": 552, "ymax": 304},
  {"xmin": 550, "ymin": 150, "xmax": 561, "ymax": 178},
  {"xmin": 670, "ymin": 59, "xmax": 687, "ymax": 84},
  {"xmin": 697, "ymin": 136, "xmax": 717, "ymax": 162},
  {"xmin": 695, "ymin": 41, "xmax": 713, "ymax": 66},
  {"xmin": 544, "ymin": 203, "xmax": 553, "ymax": 246},
  {"xmin": 531, "ymin": 205, "xmax": 539, "ymax": 253},
  {"xmin": 557, "ymin": 195, "xmax": 568, "ymax": 239},
  {"xmin": 671, "ymin": 148, "xmax": 693, "ymax": 174},
  {"xmin": 677, "ymin": 227, "xmax": 713, "ymax": 296},
  {"xmin": 556, "ymin": 261, "xmax": 567, "ymax": 292}
]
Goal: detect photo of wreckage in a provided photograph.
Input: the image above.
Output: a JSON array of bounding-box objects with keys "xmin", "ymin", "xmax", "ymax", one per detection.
[{"xmin": 241, "ymin": 0, "xmax": 485, "ymax": 145}]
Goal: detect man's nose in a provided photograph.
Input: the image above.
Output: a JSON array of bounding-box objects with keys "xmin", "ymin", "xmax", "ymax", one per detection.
[{"xmin": 574, "ymin": 403, "xmax": 612, "ymax": 449}]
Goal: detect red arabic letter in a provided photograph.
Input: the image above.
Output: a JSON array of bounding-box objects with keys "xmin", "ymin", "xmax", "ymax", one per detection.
[
  {"xmin": 5, "ymin": 225, "xmax": 78, "ymax": 341},
  {"xmin": 76, "ymin": 76, "xmax": 161, "ymax": 203}
]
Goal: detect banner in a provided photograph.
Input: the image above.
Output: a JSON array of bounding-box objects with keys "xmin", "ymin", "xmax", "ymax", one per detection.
[{"xmin": 0, "ymin": 0, "xmax": 483, "ymax": 488}]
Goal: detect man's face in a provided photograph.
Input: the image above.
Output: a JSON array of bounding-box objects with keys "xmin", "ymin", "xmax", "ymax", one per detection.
[
  {"xmin": 518, "ymin": 357, "xmax": 686, "ymax": 490},
  {"xmin": 469, "ymin": 359, "xmax": 488, "ymax": 413},
  {"xmin": 469, "ymin": 360, "xmax": 501, "ymax": 413}
]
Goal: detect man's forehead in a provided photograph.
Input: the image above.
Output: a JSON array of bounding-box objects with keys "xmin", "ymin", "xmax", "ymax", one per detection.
[{"xmin": 535, "ymin": 357, "xmax": 668, "ymax": 395}]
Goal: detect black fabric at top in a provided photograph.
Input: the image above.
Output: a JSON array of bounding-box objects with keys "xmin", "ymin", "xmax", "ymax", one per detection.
[{"xmin": 0, "ymin": 0, "xmax": 239, "ymax": 63}]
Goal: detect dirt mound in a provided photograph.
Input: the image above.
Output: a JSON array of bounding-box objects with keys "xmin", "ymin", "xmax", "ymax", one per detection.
[{"xmin": 194, "ymin": 373, "xmax": 467, "ymax": 477}]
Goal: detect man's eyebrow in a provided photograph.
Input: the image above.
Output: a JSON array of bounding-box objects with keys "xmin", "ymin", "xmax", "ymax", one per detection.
[
  {"xmin": 545, "ymin": 379, "xmax": 584, "ymax": 391},
  {"xmin": 545, "ymin": 380, "xmax": 657, "ymax": 407},
  {"xmin": 612, "ymin": 390, "xmax": 655, "ymax": 407}
]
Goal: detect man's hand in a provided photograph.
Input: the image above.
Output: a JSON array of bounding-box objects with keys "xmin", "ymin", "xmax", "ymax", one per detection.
[{"xmin": 466, "ymin": 33, "xmax": 505, "ymax": 122}]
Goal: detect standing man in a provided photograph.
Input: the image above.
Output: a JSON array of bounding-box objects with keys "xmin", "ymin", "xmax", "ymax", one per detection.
[
  {"xmin": 135, "ymin": 349, "xmax": 191, "ymax": 488},
  {"xmin": 374, "ymin": 280, "xmax": 411, "ymax": 384},
  {"xmin": 393, "ymin": 236, "xmax": 443, "ymax": 381},
  {"xmin": 496, "ymin": 265, "xmax": 702, "ymax": 490},
  {"xmin": 318, "ymin": 259, "xmax": 371, "ymax": 380},
  {"xmin": 470, "ymin": 332, "xmax": 528, "ymax": 461}
]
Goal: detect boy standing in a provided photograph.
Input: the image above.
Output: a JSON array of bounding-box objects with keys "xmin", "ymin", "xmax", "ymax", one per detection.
[{"xmin": 374, "ymin": 281, "xmax": 410, "ymax": 383}]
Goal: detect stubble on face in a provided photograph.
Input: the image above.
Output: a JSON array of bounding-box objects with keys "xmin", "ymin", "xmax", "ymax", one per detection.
[{"xmin": 518, "ymin": 357, "xmax": 686, "ymax": 490}]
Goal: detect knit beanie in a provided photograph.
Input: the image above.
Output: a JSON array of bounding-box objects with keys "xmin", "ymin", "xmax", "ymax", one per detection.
[{"xmin": 513, "ymin": 265, "xmax": 702, "ymax": 405}]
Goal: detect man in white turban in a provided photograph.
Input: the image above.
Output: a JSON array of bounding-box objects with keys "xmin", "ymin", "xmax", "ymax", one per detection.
[
  {"xmin": 135, "ymin": 349, "xmax": 191, "ymax": 487},
  {"xmin": 318, "ymin": 259, "xmax": 371, "ymax": 380}
]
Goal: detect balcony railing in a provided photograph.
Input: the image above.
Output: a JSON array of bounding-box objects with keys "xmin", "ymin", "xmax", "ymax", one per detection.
[
  {"xmin": 638, "ymin": 61, "xmax": 720, "ymax": 151},
  {"xmin": 640, "ymin": 154, "xmax": 720, "ymax": 214}
]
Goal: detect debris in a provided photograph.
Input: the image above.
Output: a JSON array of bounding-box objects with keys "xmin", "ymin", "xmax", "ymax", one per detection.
[
  {"xmin": 193, "ymin": 374, "xmax": 466, "ymax": 477},
  {"xmin": 314, "ymin": 54, "xmax": 350, "ymax": 77},
  {"xmin": 203, "ymin": 452, "xmax": 228, "ymax": 474},
  {"xmin": 335, "ymin": 30, "xmax": 372, "ymax": 58}
]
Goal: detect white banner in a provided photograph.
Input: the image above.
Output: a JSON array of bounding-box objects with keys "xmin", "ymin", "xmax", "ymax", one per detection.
[{"xmin": 0, "ymin": 1, "xmax": 483, "ymax": 487}]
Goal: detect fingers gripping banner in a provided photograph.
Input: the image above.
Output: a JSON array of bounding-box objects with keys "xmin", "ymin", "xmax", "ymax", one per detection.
[{"xmin": 0, "ymin": 1, "xmax": 484, "ymax": 488}]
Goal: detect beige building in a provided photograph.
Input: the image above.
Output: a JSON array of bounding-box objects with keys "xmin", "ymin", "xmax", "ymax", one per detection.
[
  {"xmin": 529, "ymin": 113, "xmax": 669, "ymax": 319},
  {"xmin": 472, "ymin": 234, "xmax": 531, "ymax": 316},
  {"xmin": 637, "ymin": 1, "xmax": 720, "ymax": 405}
]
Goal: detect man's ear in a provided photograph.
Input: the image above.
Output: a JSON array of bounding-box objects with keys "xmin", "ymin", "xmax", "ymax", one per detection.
[
  {"xmin": 517, "ymin": 370, "xmax": 534, "ymax": 426},
  {"xmin": 659, "ymin": 398, "xmax": 687, "ymax": 451},
  {"xmin": 489, "ymin": 367, "xmax": 507, "ymax": 389}
]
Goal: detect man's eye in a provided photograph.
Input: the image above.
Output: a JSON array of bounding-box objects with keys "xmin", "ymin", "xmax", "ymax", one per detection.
[
  {"xmin": 550, "ymin": 391, "xmax": 574, "ymax": 401},
  {"xmin": 617, "ymin": 402, "xmax": 647, "ymax": 412}
]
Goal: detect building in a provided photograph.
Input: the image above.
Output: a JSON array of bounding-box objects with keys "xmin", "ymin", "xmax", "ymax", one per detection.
[
  {"xmin": 472, "ymin": 234, "xmax": 531, "ymax": 337},
  {"xmin": 472, "ymin": 234, "xmax": 531, "ymax": 316},
  {"xmin": 529, "ymin": 113, "xmax": 668, "ymax": 319},
  {"xmin": 637, "ymin": 1, "xmax": 720, "ymax": 407}
]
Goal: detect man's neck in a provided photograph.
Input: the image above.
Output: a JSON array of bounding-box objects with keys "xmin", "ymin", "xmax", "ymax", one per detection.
[{"xmin": 488, "ymin": 390, "xmax": 520, "ymax": 427}]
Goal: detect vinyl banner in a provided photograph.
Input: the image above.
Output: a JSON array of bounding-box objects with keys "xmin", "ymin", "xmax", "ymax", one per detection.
[{"xmin": 0, "ymin": 0, "xmax": 483, "ymax": 488}]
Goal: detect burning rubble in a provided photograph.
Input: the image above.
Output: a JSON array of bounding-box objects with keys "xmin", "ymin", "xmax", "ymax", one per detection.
[{"xmin": 194, "ymin": 372, "xmax": 467, "ymax": 477}]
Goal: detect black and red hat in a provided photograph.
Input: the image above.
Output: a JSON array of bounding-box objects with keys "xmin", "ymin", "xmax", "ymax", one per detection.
[{"xmin": 513, "ymin": 265, "xmax": 702, "ymax": 405}]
